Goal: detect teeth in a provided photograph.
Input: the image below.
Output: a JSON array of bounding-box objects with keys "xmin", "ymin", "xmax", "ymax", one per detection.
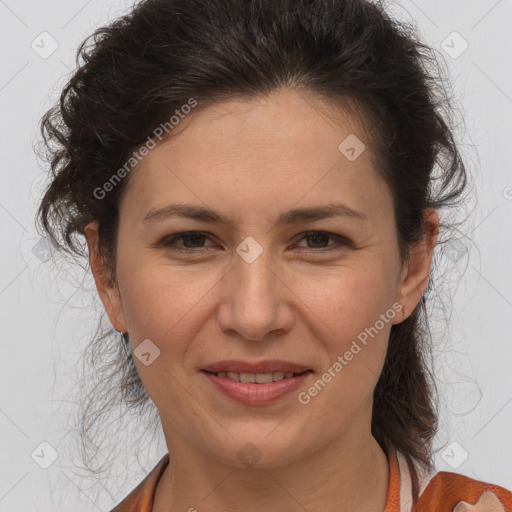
[
  {"xmin": 255, "ymin": 373, "xmax": 273, "ymax": 384},
  {"xmin": 240, "ymin": 372, "xmax": 255, "ymax": 383},
  {"xmin": 214, "ymin": 371, "xmax": 303, "ymax": 383}
]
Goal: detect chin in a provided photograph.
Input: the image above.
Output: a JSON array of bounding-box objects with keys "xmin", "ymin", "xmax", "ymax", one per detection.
[{"xmin": 203, "ymin": 429, "xmax": 311, "ymax": 469}]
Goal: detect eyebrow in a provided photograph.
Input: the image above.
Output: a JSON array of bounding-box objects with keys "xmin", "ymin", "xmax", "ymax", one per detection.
[{"xmin": 142, "ymin": 202, "xmax": 368, "ymax": 227}]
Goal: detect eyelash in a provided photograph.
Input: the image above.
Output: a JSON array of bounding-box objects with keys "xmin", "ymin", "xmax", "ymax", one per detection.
[{"xmin": 157, "ymin": 231, "xmax": 352, "ymax": 254}]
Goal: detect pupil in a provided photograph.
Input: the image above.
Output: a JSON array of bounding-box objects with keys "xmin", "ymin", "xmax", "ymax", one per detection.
[
  {"xmin": 308, "ymin": 234, "xmax": 328, "ymax": 248},
  {"xmin": 183, "ymin": 234, "xmax": 205, "ymax": 247}
]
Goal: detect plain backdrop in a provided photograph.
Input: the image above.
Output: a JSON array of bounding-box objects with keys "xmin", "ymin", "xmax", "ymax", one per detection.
[{"xmin": 1, "ymin": 0, "xmax": 511, "ymax": 510}]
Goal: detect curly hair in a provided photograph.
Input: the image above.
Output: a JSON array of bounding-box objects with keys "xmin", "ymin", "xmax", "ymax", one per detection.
[{"xmin": 36, "ymin": 0, "xmax": 468, "ymax": 502}]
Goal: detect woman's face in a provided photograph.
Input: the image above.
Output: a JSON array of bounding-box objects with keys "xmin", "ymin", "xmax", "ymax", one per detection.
[{"xmin": 87, "ymin": 88, "xmax": 435, "ymax": 468}]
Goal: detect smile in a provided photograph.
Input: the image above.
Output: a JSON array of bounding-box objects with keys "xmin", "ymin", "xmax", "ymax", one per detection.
[
  {"xmin": 205, "ymin": 370, "xmax": 308, "ymax": 383},
  {"xmin": 201, "ymin": 369, "xmax": 313, "ymax": 405}
]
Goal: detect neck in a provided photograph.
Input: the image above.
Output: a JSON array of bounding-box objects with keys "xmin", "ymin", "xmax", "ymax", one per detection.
[{"xmin": 153, "ymin": 421, "xmax": 390, "ymax": 512}]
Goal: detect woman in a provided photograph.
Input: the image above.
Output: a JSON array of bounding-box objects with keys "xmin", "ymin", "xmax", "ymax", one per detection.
[{"xmin": 36, "ymin": 0, "xmax": 512, "ymax": 510}]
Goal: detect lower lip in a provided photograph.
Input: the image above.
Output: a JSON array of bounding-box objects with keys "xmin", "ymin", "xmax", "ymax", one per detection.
[{"xmin": 201, "ymin": 370, "xmax": 312, "ymax": 405}]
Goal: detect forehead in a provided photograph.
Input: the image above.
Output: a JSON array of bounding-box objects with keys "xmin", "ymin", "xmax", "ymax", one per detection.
[
  {"xmin": 119, "ymin": 88, "xmax": 392, "ymax": 228},
  {"xmin": 149, "ymin": 89, "xmax": 374, "ymax": 164}
]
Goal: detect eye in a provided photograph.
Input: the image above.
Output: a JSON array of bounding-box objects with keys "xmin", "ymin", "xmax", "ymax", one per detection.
[
  {"xmin": 293, "ymin": 231, "xmax": 352, "ymax": 252},
  {"xmin": 157, "ymin": 230, "xmax": 351, "ymax": 253},
  {"xmin": 158, "ymin": 231, "xmax": 217, "ymax": 252}
]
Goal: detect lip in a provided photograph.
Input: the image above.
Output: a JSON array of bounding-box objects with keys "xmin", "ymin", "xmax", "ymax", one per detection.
[
  {"xmin": 201, "ymin": 359, "xmax": 311, "ymax": 374},
  {"xmin": 201, "ymin": 369, "xmax": 313, "ymax": 405}
]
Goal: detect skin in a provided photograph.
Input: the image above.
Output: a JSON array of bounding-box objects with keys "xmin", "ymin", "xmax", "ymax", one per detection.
[{"xmin": 85, "ymin": 87, "xmax": 439, "ymax": 512}]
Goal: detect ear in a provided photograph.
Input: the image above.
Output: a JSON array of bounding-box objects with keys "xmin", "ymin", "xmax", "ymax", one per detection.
[
  {"xmin": 393, "ymin": 208, "xmax": 439, "ymax": 323},
  {"xmin": 84, "ymin": 221, "xmax": 128, "ymax": 332}
]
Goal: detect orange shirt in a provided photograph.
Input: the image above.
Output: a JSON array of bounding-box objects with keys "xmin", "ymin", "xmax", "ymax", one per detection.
[{"xmin": 110, "ymin": 448, "xmax": 512, "ymax": 511}]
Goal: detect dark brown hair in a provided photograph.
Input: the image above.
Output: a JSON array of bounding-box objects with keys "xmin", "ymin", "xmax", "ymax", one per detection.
[{"xmin": 36, "ymin": 0, "xmax": 468, "ymax": 500}]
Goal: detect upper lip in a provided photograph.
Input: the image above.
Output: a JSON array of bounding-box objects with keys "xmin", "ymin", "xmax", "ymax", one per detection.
[{"xmin": 202, "ymin": 360, "xmax": 312, "ymax": 374}]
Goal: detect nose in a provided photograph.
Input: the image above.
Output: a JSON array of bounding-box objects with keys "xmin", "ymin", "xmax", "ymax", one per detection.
[{"xmin": 216, "ymin": 250, "xmax": 294, "ymax": 341}]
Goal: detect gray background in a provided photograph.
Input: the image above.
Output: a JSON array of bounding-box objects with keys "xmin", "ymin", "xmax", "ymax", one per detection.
[{"xmin": 1, "ymin": 0, "xmax": 511, "ymax": 510}]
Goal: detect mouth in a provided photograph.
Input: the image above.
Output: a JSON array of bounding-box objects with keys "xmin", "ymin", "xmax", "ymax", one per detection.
[
  {"xmin": 200, "ymin": 365, "xmax": 313, "ymax": 405},
  {"xmin": 202, "ymin": 369, "xmax": 311, "ymax": 383}
]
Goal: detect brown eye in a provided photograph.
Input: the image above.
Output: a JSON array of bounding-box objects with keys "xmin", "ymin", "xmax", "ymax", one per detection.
[
  {"xmin": 176, "ymin": 233, "xmax": 208, "ymax": 248},
  {"xmin": 158, "ymin": 231, "xmax": 216, "ymax": 252},
  {"xmin": 294, "ymin": 231, "xmax": 352, "ymax": 252},
  {"xmin": 157, "ymin": 230, "xmax": 351, "ymax": 254},
  {"xmin": 303, "ymin": 232, "xmax": 331, "ymax": 248}
]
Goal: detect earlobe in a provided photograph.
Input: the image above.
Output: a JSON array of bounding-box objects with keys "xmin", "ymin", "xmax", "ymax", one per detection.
[
  {"xmin": 84, "ymin": 221, "xmax": 128, "ymax": 332},
  {"xmin": 394, "ymin": 208, "xmax": 439, "ymax": 323}
]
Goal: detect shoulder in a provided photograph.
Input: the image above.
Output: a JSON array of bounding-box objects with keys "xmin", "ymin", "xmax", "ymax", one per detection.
[
  {"xmin": 414, "ymin": 469, "xmax": 512, "ymax": 511},
  {"xmin": 110, "ymin": 454, "xmax": 169, "ymax": 512}
]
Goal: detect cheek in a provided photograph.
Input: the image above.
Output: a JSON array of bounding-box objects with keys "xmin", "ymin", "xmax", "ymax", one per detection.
[
  {"xmin": 292, "ymin": 262, "xmax": 397, "ymax": 386},
  {"xmin": 116, "ymin": 263, "xmax": 212, "ymax": 404},
  {"xmin": 118, "ymin": 255, "xmax": 218, "ymax": 336},
  {"xmin": 296, "ymin": 276, "xmax": 394, "ymax": 420},
  {"xmin": 298, "ymin": 259, "xmax": 397, "ymax": 333}
]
